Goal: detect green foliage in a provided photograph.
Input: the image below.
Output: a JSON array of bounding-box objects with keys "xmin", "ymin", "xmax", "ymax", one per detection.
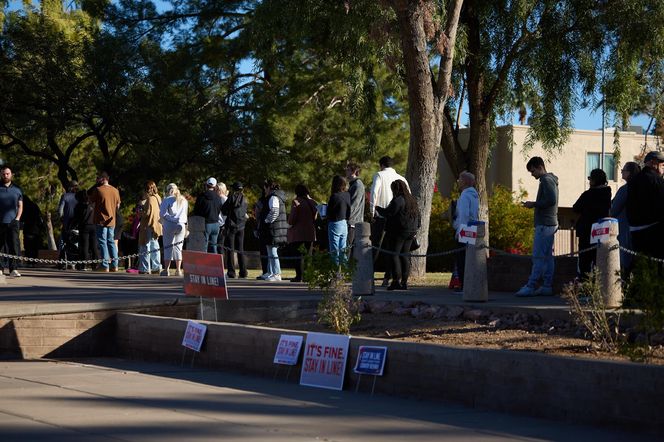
[
  {"xmin": 303, "ymin": 248, "xmax": 359, "ymax": 335},
  {"xmin": 488, "ymin": 185, "xmax": 534, "ymax": 254},
  {"xmin": 426, "ymin": 192, "xmax": 456, "ymax": 272},
  {"xmin": 624, "ymin": 257, "xmax": 664, "ymax": 361}
]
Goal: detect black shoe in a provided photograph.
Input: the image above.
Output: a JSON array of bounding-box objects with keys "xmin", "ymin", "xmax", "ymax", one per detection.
[
  {"xmin": 239, "ymin": 273, "xmax": 248, "ymax": 279},
  {"xmin": 401, "ymin": 282, "xmax": 408, "ymax": 290},
  {"xmin": 387, "ymin": 281, "xmax": 401, "ymax": 291},
  {"xmin": 227, "ymin": 273, "xmax": 236, "ymax": 279},
  {"xmin": 381, "ymin": 278, "xmax": 390, "ymax": 287}
]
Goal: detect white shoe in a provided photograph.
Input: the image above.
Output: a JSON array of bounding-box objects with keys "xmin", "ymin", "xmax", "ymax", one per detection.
[
  {"xmin": 10, "ymin": 270, "xmax": 21, "ymax": 277},
  {"xmin": 266, "ymin": 274, "xmax": 282, "ymax": 281}
]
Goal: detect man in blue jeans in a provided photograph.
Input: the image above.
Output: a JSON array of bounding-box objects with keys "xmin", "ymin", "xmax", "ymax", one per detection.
[
  {"xmin": 193, "ymin": 177, "xmax": 224, "ymax": 253},
  {"xmin": 516, "ymin": 157, "xmax": 559, "ymax": 297}
]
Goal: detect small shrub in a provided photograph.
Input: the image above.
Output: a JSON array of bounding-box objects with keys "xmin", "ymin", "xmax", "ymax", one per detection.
[
  {"xmin": 303, "ymin": 248, "xmax": 360, "ymax": 335},
  {"xmin": 488, "ymin": 185, "xmax": 534, "ymax": 254},
  {"xmin": 561, "ymin": 268, "xmax": 621, "ymax": 352}
]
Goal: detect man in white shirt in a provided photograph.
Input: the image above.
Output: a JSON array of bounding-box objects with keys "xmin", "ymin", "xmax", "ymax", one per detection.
[{"xmin": 369, "ymin": 156, "xmax": 409, "ymax": 286}]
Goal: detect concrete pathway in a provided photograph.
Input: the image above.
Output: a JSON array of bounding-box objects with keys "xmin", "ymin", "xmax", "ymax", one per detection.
[
  {"xmin": 0, "ymin": 358, "xmax": 651, "ymax": 442},
  {"xmin": 0, "ymin": 269, "xmax": 569, "ymax": 319}
]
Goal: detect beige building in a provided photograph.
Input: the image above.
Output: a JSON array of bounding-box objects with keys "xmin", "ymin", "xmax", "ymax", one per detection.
[{"xmin": 438, "ymin": 125, "xmax": 660, "ymax": 253}]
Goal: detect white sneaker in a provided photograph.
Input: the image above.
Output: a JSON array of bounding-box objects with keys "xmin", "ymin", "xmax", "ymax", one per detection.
[
  {"xmin": 10, "ymin": 270, "xmax": 21, "ymax": 277},
  {"xmin": 266, "ymin": 274, "xmax": 282, "ymax": 281}
]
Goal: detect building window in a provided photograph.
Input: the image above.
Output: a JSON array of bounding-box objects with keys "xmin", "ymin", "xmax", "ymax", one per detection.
[{"xmin": 586, "ymin": 153, "xmax": 616, "ymax": 181}]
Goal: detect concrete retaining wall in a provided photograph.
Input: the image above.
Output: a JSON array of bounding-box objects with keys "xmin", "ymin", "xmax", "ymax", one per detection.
[
  {"xmin": 116, "ymin": 313, "xmax": 663, "ymax": 434},
  {"xmin": 0, "ymin": 301, "xmax": 198, "ymax": 359},
  {"xmin": 488, "ymin": 255, "xmax": 577, "ymax": 293}
]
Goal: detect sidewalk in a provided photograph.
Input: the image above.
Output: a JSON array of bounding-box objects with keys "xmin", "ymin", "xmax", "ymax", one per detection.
[
  {"xmin": 0, "ymin": 269, "xmax": 569, "ymax": 319},
  {"xmin": 0, "ymin": 358, "xmax": 650, "ymax": 442}
]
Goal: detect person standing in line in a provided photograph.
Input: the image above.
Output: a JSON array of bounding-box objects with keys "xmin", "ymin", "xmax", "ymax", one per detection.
[
  {"xmin": 159, "ymin": 183, "xmax": 188, "ymax": 276},
  {"xmin": 57, "ymin": 180, "xmax": 78, "ymax": 256},
  {"xmin": 89, "ymin": 171, "xmax": 121, "ymax": 272},
  {"xmin": 222, "ymin": 182, "xmax": 248, "ymax": 279},
  {"xmin": 73, "ymin": 189, "xmax": 99, "ymax": 271},
  {"xmin": 138, "ymin": 180, "xmax": 162, "ymax": 274},
  {"xmin": 215, "ymin": 182, "xmax": 229, "ymax": 256},
  {"xmin": 626, "ymin": 151, "xmax": 664, "ymax": 265},
  {"xmin": 516, "ymin": 157, "xmax": 559, "ymax": 297},
  {"xmin": 451, "ymin": 172, "xmax": 479, "ymax": 293},
  {"xmin": 572, "ymin": 168, "xmax": 611, "ymax": 281},
  {"xmin": 345, "ymin": 162, "xmax": 365, "ymax": 251},
  {"xmin": 193, "ymin": 177, "xmax": 224, "ymax": 254},
  {"xmin": 327, "ymin": 175, "xmax": 351, "ymax": 265},
  {"xmin": 376, "ymin": 180, "xmax": 419, "ymax": 291},
  {"xmin": 259, "ymin": 180, "xmax": 287, "ymax": 281},
  {"xmin": 369, "ymin": 156, "xmax": 409, "ymax": 286},
  {"xmin": 610, "ymin": 161, "xmax": 641, "ymax": 273},
  {"xmin": 254, "ymin": 186, "xmax": 270, "ymax": 278},
  {"xmin": 287, "ymin": 184, "xmax": 318, "ymax": 282},
  {"xmin": 0, "ymin": 165, "xmax": 23, "ymax": 277}
]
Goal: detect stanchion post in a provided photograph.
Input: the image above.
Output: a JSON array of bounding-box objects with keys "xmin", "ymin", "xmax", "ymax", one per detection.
[
  {"xmin": 596, "ymin": 219, "xmax": 622, "ymax": 308},
  {"xmin": 352, "ymin": 222, "xmax": 374, "ymax": 296},
  {"xmin": 186, "ymin": 216, "xmax": 207, "ymax": 252},
  {"xmin": 463, "ymin": 221, "xmax": 488, "ymax": 302}
]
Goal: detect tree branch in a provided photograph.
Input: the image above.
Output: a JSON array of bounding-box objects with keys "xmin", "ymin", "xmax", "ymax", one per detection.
[{"xmin": 434, "ymin": 0, "xmax": 464, "ymax": 102}]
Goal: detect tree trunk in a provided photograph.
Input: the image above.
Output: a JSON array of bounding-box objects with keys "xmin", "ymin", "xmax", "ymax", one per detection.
[
  {"xmin": 391, "ymin": 0, "xmax": 463, "ymax": 278},
  {"xmin": 45, "ymin": 212, "xmax": 57, "ymax": 251}
]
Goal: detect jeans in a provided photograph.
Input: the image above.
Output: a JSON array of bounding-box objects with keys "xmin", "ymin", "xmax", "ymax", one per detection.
[
  {"xmin": 96, "ymin": 225, "xmax": 118, "ymax": 269},
  {"xmin": 328, "ymin": 220, "xmax": 348, "ymax": 265},
  {"xmin": 139, "ymin": 227, "xmax": 161, "ymax": 273},
  {"xmin": 267, "ymin": 246, "xmax": 281, "ymax": 276},
  {"xmin": 205, "ymin": 223, "xmax": 220, "ymax": 254},
  {"xmin": 526, "ymin": 225, "xmax": 557, "ymax": 288}
]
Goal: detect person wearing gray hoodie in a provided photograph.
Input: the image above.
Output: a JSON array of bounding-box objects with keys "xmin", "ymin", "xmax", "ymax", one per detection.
[{"xmin": 516, "ymin": 157, "xmax": 559, "ymax": 297}]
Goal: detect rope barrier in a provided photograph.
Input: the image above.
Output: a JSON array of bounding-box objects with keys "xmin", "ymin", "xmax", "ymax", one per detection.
[{"xmin": 1, "ymin": 240, "xmax": 662, "ymax": 267}]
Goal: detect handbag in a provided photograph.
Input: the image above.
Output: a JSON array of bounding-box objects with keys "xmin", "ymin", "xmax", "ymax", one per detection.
[{"xmin": 410, "ymin": 237, "xmax": 420, "ymax": 251}]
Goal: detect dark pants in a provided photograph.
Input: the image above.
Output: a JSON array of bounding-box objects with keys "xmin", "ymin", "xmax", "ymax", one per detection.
[
  {"xmin": 290, "ymin": 241, "xmax": 313, "ymax": 281},
  {"xmin": 80, "ymin": 224, "xmax": 100, "ymax": 266},
  {"xmin": 0, "ymin": 222, "xmax": 21, "ymax": 272},
  {"xmin": 226, "ymin": 229, "xmax": 247, "ymax": 277},
  {"xmin": 372, "ymin": 216, "xmax": 392, "ymax": 280},
  {"xmin": 259, "ymin": 240, "xmax": 268, "ymax": 274},
  {"xmin": 456, "ymin": 247, "xmax": 467, "ymax": 287},
  {"xmin": 387, "ymin": 234, "xmax": 413, "ymax": 285},
  {"xmin": 217, "ymin": 227, "xmax": 227, "ymax": 255},
  {"xmin": 577, "ymin": 235, "xmax": 597, "ymax": 280},
  {"xmin": 630, "ymin": 223, "xmax": 664, "ymax": 274}
]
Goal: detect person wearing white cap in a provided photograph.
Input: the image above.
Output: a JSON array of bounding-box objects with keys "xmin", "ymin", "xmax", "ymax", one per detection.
[
  {"xmin": 626, "ymin": 151, "xmax": 664, "ymax": 264},
  {"xmin": 193, "ymin": 176, "xmax": 224, "ymax": 253}
]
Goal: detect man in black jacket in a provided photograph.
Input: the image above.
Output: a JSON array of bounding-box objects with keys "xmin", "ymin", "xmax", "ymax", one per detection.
[
  {"xmin": 626, "ymin": 151, "xmax": 664, "ymax": 263},
  {"xmin": 222, "ymin": 182, "xmax": 248, "ymax": 278},
  {"xmin": 193, "ymin": 177, "xmax": 224, "ymax": 253}
]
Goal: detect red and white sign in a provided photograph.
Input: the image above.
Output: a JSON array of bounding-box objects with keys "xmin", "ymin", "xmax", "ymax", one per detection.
[
  {"xmin": 458, "ymin": 224, "xmax": 478, "ymax": 245},
  {"xmin": 299, "ymin": 332, "xmax": 350, "ymax": 391},
  {"xmin": 182, "ymin": 321, "xmax": 207, "ymax": 352},
  {"xmin": 273, "ymin": 334, "xmax": 304, "ymax": 366},
  {"xmin": 590, "ymin": 219, "xmax": 615, "ymax": 244},
  {"xmin": 183, "ymin": 250, "xmax": 228, "ymax": 299}
]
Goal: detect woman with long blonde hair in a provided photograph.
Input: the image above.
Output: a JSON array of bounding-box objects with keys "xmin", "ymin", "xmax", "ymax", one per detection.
[
  {"xmin": 138, "ymin": 180, "xmax": 163, "ymax": 274},
  {"xmin": 159, "ymin": 183, "xmax": 188, "ymax": 276}
]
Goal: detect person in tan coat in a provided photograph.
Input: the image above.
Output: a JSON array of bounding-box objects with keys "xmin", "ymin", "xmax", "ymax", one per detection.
[
  {"xmin": 138, "ymin": 181, "xmax": 163, "ymax": 274},
  {"xmin": 287, "ymin": 184, "xmax": 318, "ymax": 282}
]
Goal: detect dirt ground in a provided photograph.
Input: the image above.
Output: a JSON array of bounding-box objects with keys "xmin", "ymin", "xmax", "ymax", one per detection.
[{"xmin": 256, "ymin": 311, "xmax": 664, "ymax": 366}]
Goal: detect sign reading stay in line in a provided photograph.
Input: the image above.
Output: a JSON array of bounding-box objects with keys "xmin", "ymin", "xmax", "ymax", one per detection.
[
  {"xmin": 182, "ymin": 321, "xmax": 207, "ymax": 352},
  {"xmin": 299, "ymin": 332, "xmax": 350, "ymax": 391},
  {"xmin": 273, "ymin": 334, "xmax": 304, "ymax": 366}
]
